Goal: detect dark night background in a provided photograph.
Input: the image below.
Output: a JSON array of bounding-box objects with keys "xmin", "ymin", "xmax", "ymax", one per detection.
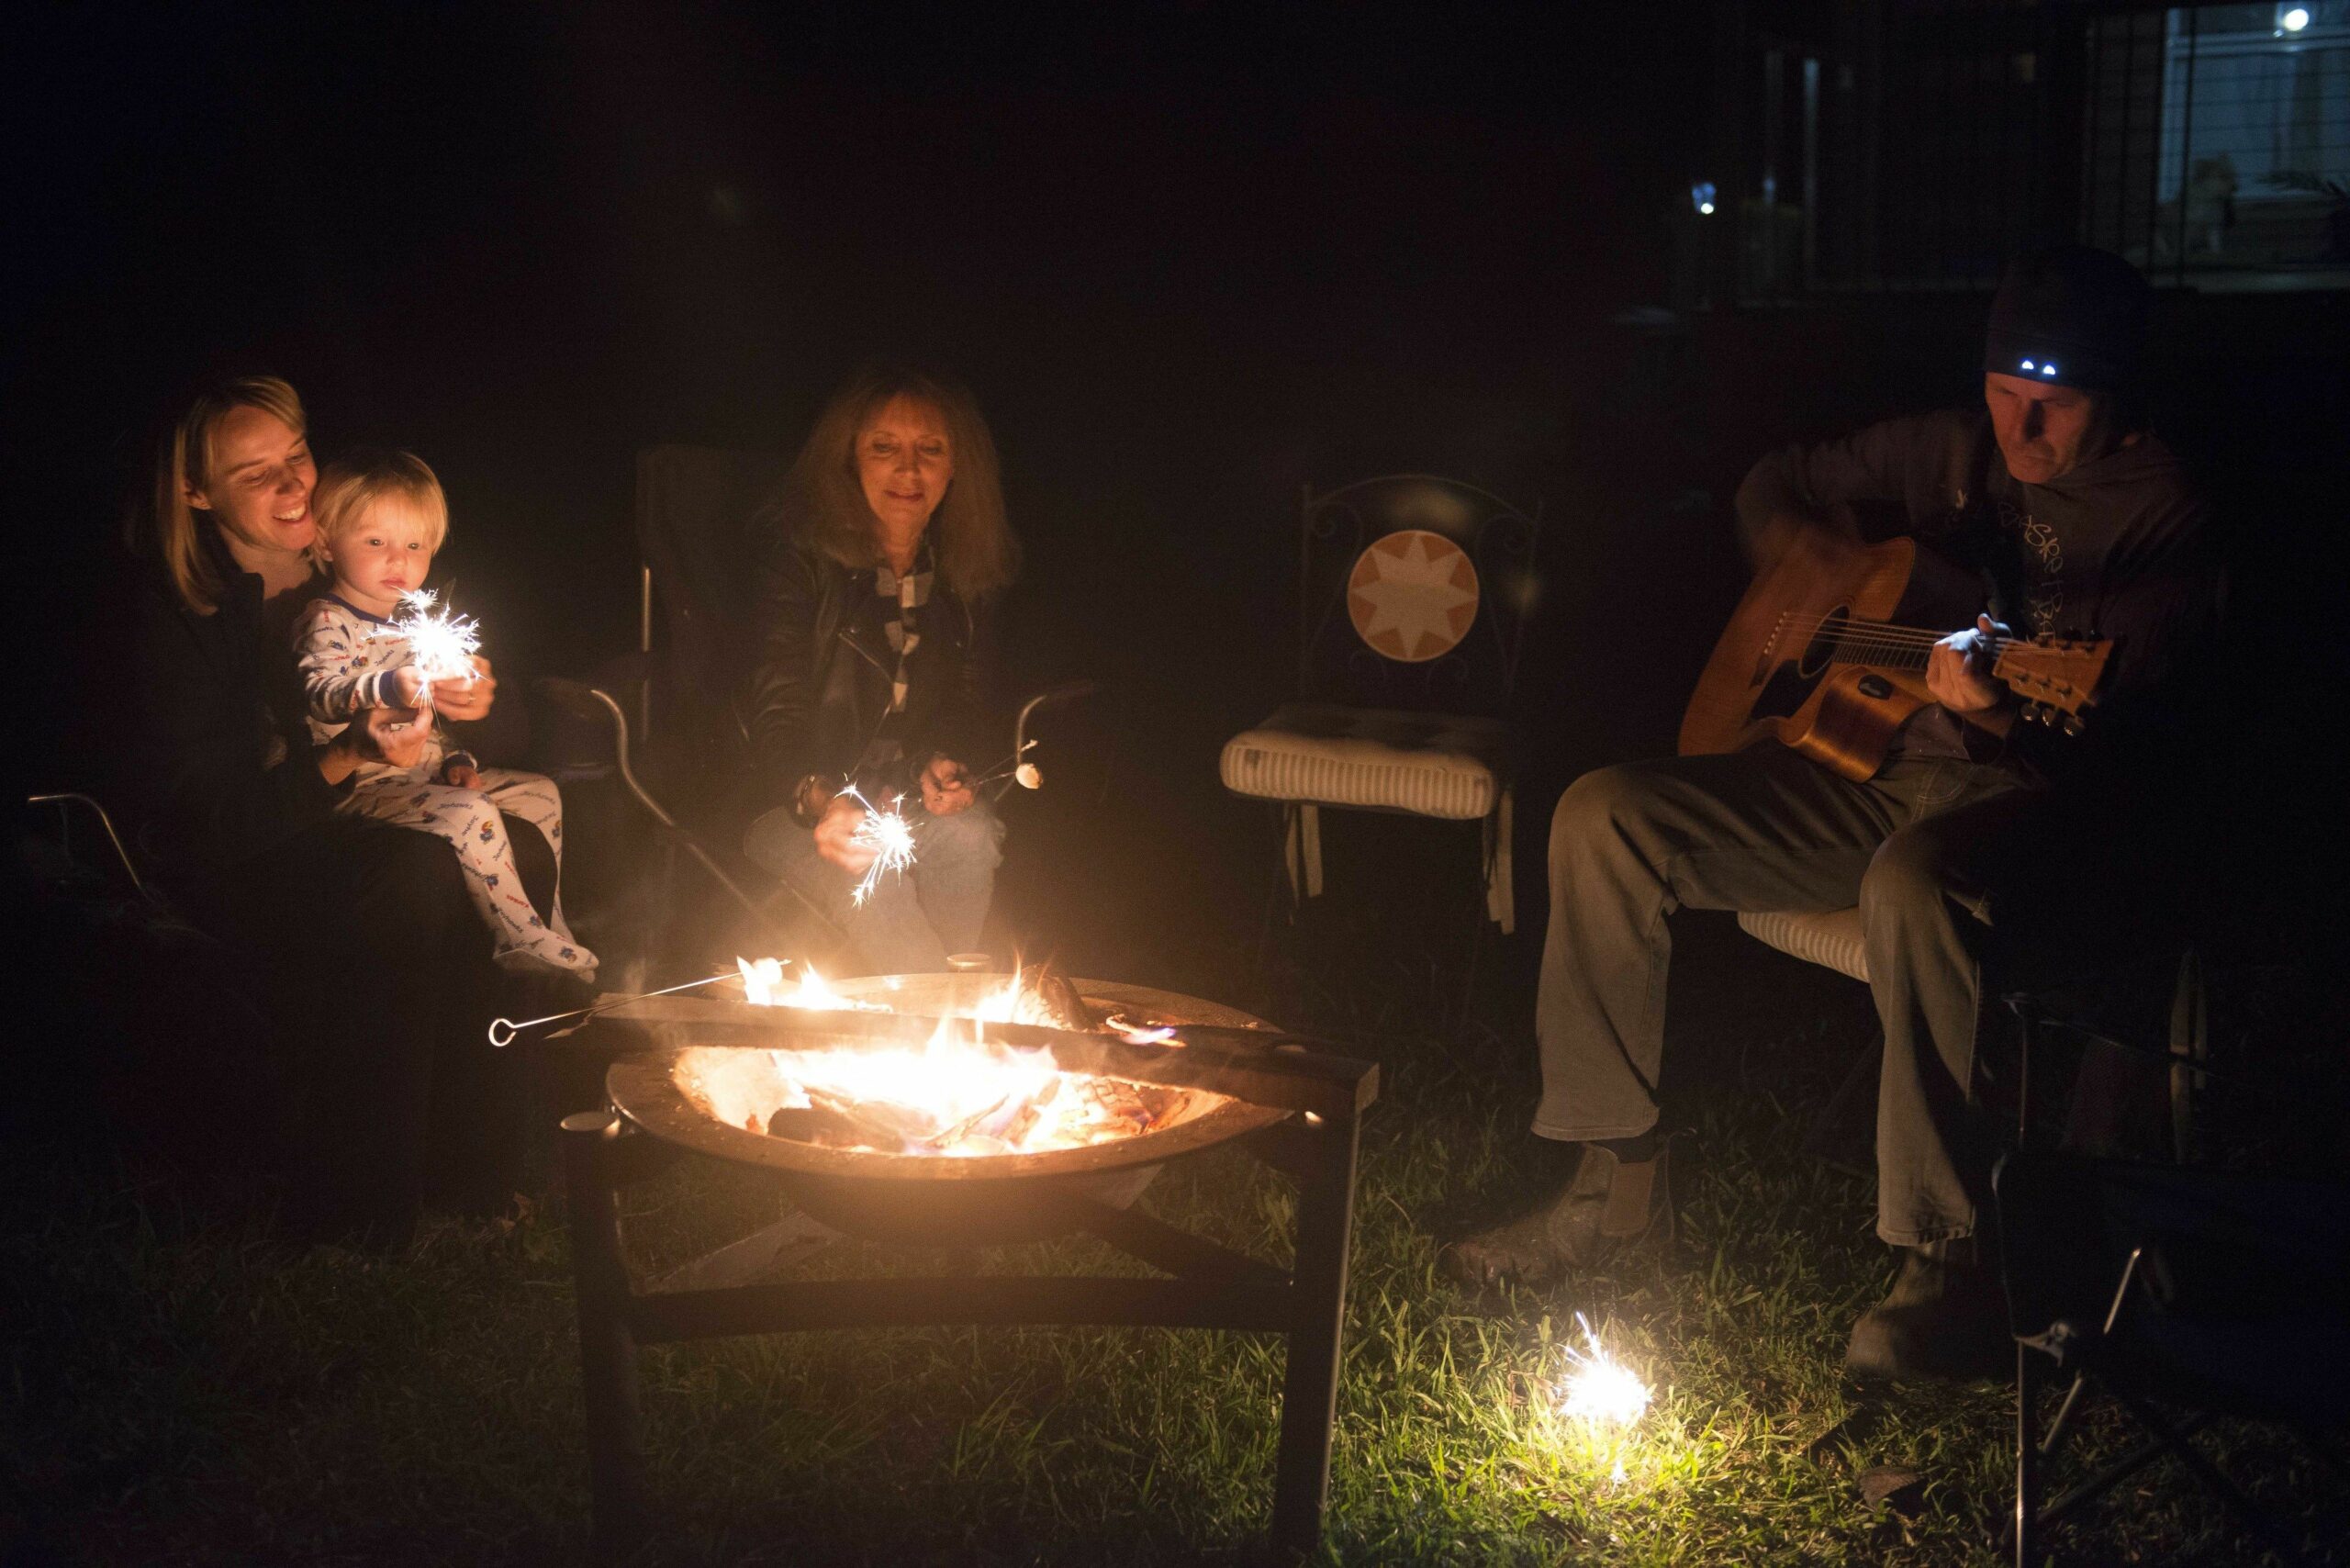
[
  {"xmin": 7, "ymin": 6, "xmax": 2350, "ymax": 1562},
  {"xmin": 7, "ymin": 0, "xmax": 2344, "ymax": 983}
]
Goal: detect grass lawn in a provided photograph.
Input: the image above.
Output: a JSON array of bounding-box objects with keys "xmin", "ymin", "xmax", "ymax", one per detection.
[{"xmin": 6, "ymin": 913, "xmax": 2344, "ymax": 1565}]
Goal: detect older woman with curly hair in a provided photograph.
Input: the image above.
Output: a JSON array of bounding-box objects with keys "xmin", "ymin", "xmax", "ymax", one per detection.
[{"xmin": 738, "ymin": 366, "xmax": 1019, "ymax": 972}]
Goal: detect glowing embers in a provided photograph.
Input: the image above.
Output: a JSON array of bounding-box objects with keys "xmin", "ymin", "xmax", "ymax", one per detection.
[{"xmin": 684, "ymin": 961, "xmax": 1215, "ymax": 1158}]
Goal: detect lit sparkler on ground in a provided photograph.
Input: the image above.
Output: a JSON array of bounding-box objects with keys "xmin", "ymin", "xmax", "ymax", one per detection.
[
  {"xmin": 389, "ymin": 588, "xmax": 481, "ymax": 710},
  {"xmin": 1559, "ymin": 1312, "xmax": 1651, "ymax": 1431},
  {"xmin": 839, "ymin": 784, "xmax": 916, "ymax": 906}
]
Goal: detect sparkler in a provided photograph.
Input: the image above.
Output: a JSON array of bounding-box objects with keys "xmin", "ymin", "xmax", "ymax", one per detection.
[
  {"xmin": 388, "ymin": 588, "xmax": 481, "ymax": 710},
  {"xmin": 1558, "ymin": 1312, "xmax": 1651, "ymax": 1431},
  {"xmin": 838, "ymin": 784, "xmax": 916, "ymax": 907}
]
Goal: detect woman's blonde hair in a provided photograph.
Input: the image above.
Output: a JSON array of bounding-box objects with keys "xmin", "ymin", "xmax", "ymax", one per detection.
[
  {"xmin": 312, "ymin": 449, "xmax": 451, "ymax": 566},
  {"xmin": 766, "ymin": 365, "xmax": 1019, "ymax": 599},
  {"xmin": 130, "ymin": 374, "xmax": 308, "ymax": 616}
]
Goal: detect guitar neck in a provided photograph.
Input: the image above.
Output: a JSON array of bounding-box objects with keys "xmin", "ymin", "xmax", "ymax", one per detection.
[{"xmin": 1799, "ymin": 617, "xmax": 1999, "ymax": 674}]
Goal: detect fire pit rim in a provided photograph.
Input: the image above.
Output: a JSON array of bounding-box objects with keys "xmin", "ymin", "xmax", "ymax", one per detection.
[{"xmin": 604, "ymin": 976, "xmax": 1293, "ymax": 1182}]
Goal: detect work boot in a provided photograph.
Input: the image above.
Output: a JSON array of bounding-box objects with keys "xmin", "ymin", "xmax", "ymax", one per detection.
[
  {"xmin": 1843, "ymin": 1236, "xmax": 2012, "ymax": 1384},
  {"xmin": 1443, "ymin": 1140, "xmax": 1674, "ymax": 1289}
]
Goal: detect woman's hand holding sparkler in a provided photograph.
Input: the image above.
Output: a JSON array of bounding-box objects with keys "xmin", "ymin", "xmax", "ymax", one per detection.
[
  {"xmin": 426, "ymin": 654, "xmax": 494, "ymax": 721},
  {"xmin": 386, "ymin": 590, "xmax": 493, "ymax": 721},
  {"xmin": 811, "ymin": 791, "xmax": 881, "ymax": 875}
]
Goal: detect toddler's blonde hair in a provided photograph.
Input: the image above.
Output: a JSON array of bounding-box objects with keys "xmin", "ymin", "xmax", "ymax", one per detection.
[{"xmin": 312, "ymin": 449, "xmax": 451, "ymax": 565}]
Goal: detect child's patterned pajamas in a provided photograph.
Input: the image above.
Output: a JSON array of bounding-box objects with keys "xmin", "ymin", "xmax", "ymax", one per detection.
[{"xmin": 293, "ymin": 593, "xmax": 597, "ymax": 976}]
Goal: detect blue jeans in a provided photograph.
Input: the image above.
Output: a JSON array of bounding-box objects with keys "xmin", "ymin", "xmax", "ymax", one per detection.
[{"xmin": 743, "ymin": 797, "xmax": 1006, "ymax": 975}]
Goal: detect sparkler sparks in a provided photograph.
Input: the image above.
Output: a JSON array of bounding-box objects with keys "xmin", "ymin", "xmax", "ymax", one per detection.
[
  {"xmin": 840, "ymin": 785, "xmax": 916, "ymax": 907},
  {"xmin": 388, "ymin": 588, "xmax": 481, "ymax": 706},
  {"xmin": 1559, "ymin": 1313, "xmax": 1651, "ymax": 1431}
]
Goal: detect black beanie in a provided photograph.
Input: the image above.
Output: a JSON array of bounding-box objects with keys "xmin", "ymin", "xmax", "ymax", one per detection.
[{"xmin": 1983, "ymin": 245, "xmax": 2152, "ymax": 394}]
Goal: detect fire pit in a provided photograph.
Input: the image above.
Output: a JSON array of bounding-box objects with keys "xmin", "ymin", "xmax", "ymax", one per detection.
[
  {"xmin": 605, "ymin": 970, "xmax": 1293, "ymax": 1244},
  {"xmin": 560, "ymin": 970, "xmax": 1379, "ymax": 1562}
]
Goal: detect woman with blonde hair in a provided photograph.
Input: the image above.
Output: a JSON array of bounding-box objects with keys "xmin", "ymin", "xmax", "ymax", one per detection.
[
  {"xmin": 738, "ymin": 365, "xmax": 1020, "ymax": 971},
  {"xmin": 114, "ymin": 374, "xmax": 532, "ymax": 1244}
]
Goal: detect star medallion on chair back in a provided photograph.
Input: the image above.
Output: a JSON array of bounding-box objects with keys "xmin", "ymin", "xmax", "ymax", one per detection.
[{"xmin": 1347, "ymin": 529, "xmax": 1479, "ymax": 664}]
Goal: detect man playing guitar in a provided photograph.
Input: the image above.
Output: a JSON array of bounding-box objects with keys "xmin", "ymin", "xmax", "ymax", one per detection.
[{"xmin": 1448, "ymin": 246, "xmax": 2223, "ymax": 1383}]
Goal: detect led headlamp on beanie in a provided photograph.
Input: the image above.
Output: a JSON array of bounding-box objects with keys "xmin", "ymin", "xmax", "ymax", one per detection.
[{"xmin": 1983, "ymin": 244, "xmax": 2152, "ymax": 395}]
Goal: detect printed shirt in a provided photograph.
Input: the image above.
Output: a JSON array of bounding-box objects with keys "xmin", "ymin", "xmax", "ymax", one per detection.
[{"xmin": 290, "ymin": 593, "xmax": 464, "ymax": 782}]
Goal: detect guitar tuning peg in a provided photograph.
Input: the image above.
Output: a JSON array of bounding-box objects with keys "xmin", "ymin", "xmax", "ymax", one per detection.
[{"xmin": 2060, "ymin": 713, "xmax": 2086, "ymax": 736}]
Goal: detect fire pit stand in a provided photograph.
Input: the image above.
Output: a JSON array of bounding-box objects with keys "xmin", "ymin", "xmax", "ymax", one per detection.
[{"xmin": 556, "ymin": 985, "xmax": 1378, "ymax": 1563}]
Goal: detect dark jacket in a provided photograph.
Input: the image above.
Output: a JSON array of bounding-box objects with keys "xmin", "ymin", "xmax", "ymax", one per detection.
[
  {"xmin": 114, "ymin": 528, "xmax": 340, "ymax": 892},
  {"xmin": 1735, "ymin": 409, "xmax": 2223, "ymax": 778},
  {"xmin": 734, "ymin": 526, "xmax": 995, "ymax": 819}
]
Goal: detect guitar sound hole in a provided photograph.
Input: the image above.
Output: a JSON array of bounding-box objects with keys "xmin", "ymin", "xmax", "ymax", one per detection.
[{"xmin": 1797, "ymin": 607, "xmax": 1851, "ymax": 678}]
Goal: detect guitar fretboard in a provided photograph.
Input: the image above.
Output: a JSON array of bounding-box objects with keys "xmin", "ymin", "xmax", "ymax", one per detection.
[{"xmin": 1766, "ymin": 613, "xmax": 2005, "ymax": 674}]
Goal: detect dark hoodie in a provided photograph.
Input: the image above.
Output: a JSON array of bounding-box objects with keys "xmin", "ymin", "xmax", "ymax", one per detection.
[{"xmin": 1735, "ymin": 408, "xmax": 2221, "ymax": 778}]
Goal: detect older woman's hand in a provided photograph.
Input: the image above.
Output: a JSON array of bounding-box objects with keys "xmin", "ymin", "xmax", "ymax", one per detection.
[
  {"xmin": 919, "ymin": 754, "xmax": 976, "ymax": 817},
  {"xmin": 429, "ymin": 655, "xmax": 497, "ymax": 722},
  {"xmin": 811, "ymin": 793, "xmax": 881, "ymax": 875}
]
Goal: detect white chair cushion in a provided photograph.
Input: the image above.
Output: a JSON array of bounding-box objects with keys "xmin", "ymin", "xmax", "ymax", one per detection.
[
  {"xmin": 1220, "ymin": 703, "xmax": 1505, "ymax": 821},
  {"xmin": 1738, "ymin": 907, "xmax": 1870, "ymax": 984}
]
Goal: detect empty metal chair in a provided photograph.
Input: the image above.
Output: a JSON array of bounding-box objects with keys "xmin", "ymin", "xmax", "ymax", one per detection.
[{"xmin": 1221, "ymin": 476, "xmax": 1540, "ymax": 946}]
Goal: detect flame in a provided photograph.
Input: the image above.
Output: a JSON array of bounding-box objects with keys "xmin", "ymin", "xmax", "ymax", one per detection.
[
  {"xmin": 698, "ymin": 958, "xmax": 1209, "ymax": 1156},
  {"xmin": 737, "ymin": 956, "xmax": 885, "ymax": 1012},
  {"xmin": 1559, "ymin": 1313, "xmax": 1651, "ymax": 1430}
]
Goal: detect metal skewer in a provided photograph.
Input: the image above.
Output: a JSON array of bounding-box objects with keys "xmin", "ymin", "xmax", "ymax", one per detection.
[{"xmin": 487, "ymin": 967, "xmax": 781, "ymax": 1048}]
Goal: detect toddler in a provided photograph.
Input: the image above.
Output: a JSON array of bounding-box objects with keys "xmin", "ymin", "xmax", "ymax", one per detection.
[{"xmin": 293, "ymin": 450, "xmax": 596, "ymax": 977}]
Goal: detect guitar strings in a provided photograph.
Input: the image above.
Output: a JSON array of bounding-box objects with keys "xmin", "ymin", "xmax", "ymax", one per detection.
[
  {"xmin": 1764, "ymin": 613, "xmax": 2024, "ymax": 655},
  {"xmin": 1767, "ymin": 611, "xmax": 1996, "ymax": 644}
]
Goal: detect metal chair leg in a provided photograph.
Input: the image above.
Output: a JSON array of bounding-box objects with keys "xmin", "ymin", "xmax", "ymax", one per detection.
[
  {"xmin": 2103, "ymin": 1383, "xmax": 2322, "ymax": 1568},
  {"xmin": 2016, "ymin": 1335, "xmax": 2040, "ymax": 1568},
  {"xmin": 1802, "ymin": 1031, "xmax": 1883, "ymax": 1174}
]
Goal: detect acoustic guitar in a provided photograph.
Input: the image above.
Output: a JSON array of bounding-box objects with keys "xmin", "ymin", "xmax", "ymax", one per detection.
[{"xmin": 1678, "ymin": 529, "xmax": 2112, "ymax": 781}]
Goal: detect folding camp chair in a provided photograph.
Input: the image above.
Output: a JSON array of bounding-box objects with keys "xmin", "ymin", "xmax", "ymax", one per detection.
[
  {"xmin": 1998, "ymin": 1148, "xmax": 2350, "ymax": 1567},
  {"xmin": 541, "ymin": 445, "xmax": 847, "ymax": 969},
  {"xmin": 1997, "ymin": 968, "xmax": 2348, "ymax": 1564}
]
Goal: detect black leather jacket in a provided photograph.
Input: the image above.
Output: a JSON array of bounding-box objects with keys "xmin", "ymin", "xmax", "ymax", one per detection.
[{"xmin": 734, "ymin": 528, "xmax": 995, "ymax": 820}]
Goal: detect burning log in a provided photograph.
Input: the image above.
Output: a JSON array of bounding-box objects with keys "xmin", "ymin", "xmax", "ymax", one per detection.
[
  {"xmin": 698, "ymin": 959, "xmax": 1209, "ymax": 1158},
  {"xmin": 1016, "ymin": 961, "xmax": 1102, "ymax": 1033}
]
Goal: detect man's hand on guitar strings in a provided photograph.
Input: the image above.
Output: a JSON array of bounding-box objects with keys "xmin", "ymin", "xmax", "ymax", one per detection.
[{"xmin": 1927, "ymin": 614, "xmax": 2012, "ymax": 713}]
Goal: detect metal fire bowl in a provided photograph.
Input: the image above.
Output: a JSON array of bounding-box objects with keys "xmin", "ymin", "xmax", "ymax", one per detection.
[{"xmin": 604, "ymin": 974, "xmax": 1292, "ymax": 1245}]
